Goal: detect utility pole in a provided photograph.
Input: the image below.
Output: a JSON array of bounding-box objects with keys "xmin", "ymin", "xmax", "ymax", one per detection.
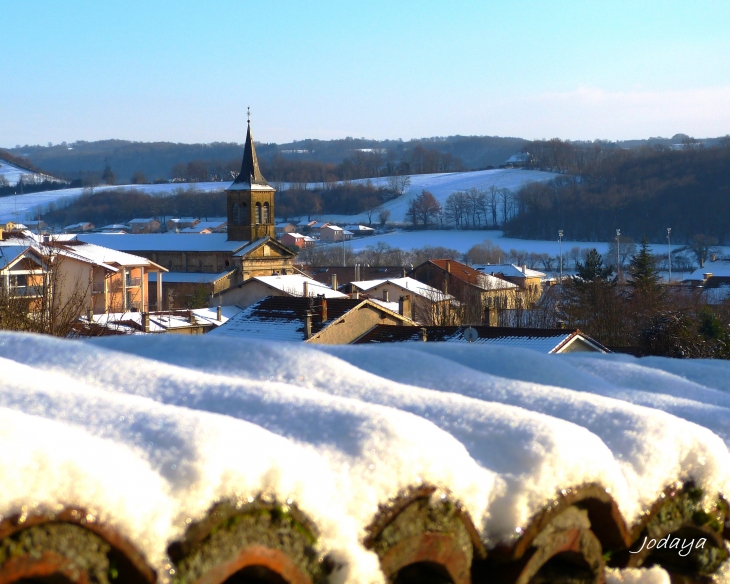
[
  {"xmin": 616, "ymin": 229, "xmax": 621, "ymax": 280},
  {"xmin": 558, "ymin": 230, "xmax": 563, "ymax": 284},
  {"xmin": 667, "ymin": 228, "xmax": 672, "ymax": 282}
]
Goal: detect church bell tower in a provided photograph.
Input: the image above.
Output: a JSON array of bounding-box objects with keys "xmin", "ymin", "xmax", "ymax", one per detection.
[{"xmin": 226, "ymin": 114, "xmax": 276, "ymax": 242}]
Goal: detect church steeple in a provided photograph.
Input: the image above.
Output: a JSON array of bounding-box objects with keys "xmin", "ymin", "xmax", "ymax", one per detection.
[
  {"xmin": 226, "ymin": 111, "xmax": 276, "ymax": 242},
  {"xmin": 230, "ymin": 112, "xmax": 270, "ymax": 188}
]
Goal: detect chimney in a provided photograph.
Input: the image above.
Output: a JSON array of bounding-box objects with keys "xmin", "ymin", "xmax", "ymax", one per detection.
[
  {"xmin": 188, "ymin": 310, "xmax": 196, "ymax": 324},
  {"xmin": 355, "ymin": 264, "xmax": 360, "ymax": 282},
  {"xmin": 303, "ymin": 281, "xmax": 309, "ymax": 297},
  {"xmin": 143, "ymin": 312, "xmax": 151, "ymax": 333},
  {"xmin": 216, "ymin": 305, "xmax": 222, "ymax": 321},
  {"xmin": 305, "ymin": 311, "xmax": 313, "ymax": 339},
  {"xmin": 382, "ymin": 289, "xmax": 389, "ymax": 302},
  {"xmin": 485, "ymin": 305, "xmax": 498, "ymax": 327},
  {"xmin": 331, "ymin": 274, "xmax": 338, "ymax": 291},
  {"xmin": 557, "ymin": 320, "xmax": 566, "ymax": 329},
  {"xmin": 87, "ymin": 306, "xmax": 94, "ymax": 323},
  {"xmin": 420, "ymin": 327, "xmax": 428, "ymax": 342},
  {"xmin": 401, "ymin": 267, "xmax": 406, "ymax": 277},
  {"xmin": 445, "ymin": 260, "xmax": 451, "ymax": 273},
  {"xmin": 399, "ymin": 295, "xmax": 411, "ymax": 319},
  {"xmin": 700, "ymin": 258, "xmax": 705, "ymax": 268},
  {"xmin": 319, "ymin": 296, "xmax": 328, "ymax": 322},
  {"xmin": 353, "ymin": 291, "xmax": 360, "ymax": 300},
  {"xmin": 522, "ymin": 264, "xmax": 527, "ymax": 275},
  {"xmin": 704, "ymin": 273, "xmax": 713, "ymax": 281}
]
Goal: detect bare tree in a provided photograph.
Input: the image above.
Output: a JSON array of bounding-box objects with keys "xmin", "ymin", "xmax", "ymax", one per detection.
[
  {"xmin": 387, "ymin": 174, "xmax": 411, "ymax": 196},
  {"xmin": 378, "ymin": 209, "xmax": 391, "ymax": 227}
]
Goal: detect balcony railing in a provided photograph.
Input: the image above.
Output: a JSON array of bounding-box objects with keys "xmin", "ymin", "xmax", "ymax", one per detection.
[
  {"xmin": 7, "ymin": 286, "xmax": 42, "ymax": 297},
  {"xmin": 126, "ymin": 278, "xmax": 141, "ymax": 287}
]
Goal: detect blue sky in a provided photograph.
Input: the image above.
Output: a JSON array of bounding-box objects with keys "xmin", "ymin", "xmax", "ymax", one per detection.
[{"xmin": 2, "ymin": 1, "xmax": 729, "ymax": 146}]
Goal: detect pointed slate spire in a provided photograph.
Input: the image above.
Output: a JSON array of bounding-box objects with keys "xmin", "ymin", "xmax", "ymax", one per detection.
[{"xmin": 230, "ymin": 113, "xmax": 270, "ymax": 188}]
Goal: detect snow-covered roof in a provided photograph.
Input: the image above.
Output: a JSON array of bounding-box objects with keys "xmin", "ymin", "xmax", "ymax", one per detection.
[
  {"xmin": 322, "ymin": 225, "xmax": 343, "ymax": 231},
  {"xmin": 148, "ymin": 270, "xmax": 233, "ymax": 284},
  {"xmin": 345, "ymin": 225, "xmax": 375, "ymax": 232},
  {"xmin": 100, "ymin": 224, "xmax": 131, "ymax": 230},
  {"xmin": 128, "ymin": 218, "xmax": 158, "ymax": 224},
  {"xmin": 251, "ymin": 274, "xmax": 347, "ymax": 298},
  {"xmin": 352, "ymin": 277, "xmax": 454, "ymax": 300},
  {"xmin": 59, "ymin": 241, "xmax": 163, "ymax": 269},
  {"xmin": 505, "ymin": 152, "xmax": 530, "ymax": 164},
  {"xmin": 179, "ymin": 221, "xmax": 226, "ymax": 233},
  {"xmin": 83, "ymin": 306, "xmax": 242, "ymax": 333},
  {"xmin": 78, "ymin": 233, "xmax": 247, "ymax": 253},
  {"xmin": 473, "ymin": 264, "xmax": 546, "ymax": 279},
  {"xmin": 63, "ymin": 222, "xmax": 93, "ymax": 230},
  {"xmin": 0, "ymin": 245, "xmax": 36, "ymax": 270},
  {"xmin": 312, "ymin": 221, "xmax": 330, "ymax": 229},
  {"xmin": 685, "ymin": 262, "xmax": 730, "ymax": 281},
  {"xmin": 167, "ymin": 217, "xmax": 198, "ymax": 224}
]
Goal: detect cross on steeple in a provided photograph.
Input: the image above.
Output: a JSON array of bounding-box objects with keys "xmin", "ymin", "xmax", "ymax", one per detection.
[{"xmin": 247, "ymin": 106, "xmax": 250, "ymax": 125}]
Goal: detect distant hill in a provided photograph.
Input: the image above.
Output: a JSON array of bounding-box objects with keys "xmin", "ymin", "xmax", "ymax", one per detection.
[{"xmin": 6, "ymin": 135, "xmax": 533, "ymax": 183}]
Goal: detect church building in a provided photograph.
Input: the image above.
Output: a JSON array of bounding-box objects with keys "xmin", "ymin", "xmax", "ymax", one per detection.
[{"xmin": 77, "ymin": 118, "xmax": 298, "ymax": 309}]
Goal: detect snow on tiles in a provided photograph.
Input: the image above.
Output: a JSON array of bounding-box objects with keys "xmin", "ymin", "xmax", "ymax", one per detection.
[{"xmin": 1, "ymin": 332, "xmax": 730, "ymax": 582}]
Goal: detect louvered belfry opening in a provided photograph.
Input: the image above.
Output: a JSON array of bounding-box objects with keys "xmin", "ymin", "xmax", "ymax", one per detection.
[{"xmin": 227, "ymin": 120, "xmax": 276, "ymax": 242}]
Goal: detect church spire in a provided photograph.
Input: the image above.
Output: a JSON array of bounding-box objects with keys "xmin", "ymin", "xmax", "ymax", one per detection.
[{"xmin": 231, "ymin": 110, "xmax": 269, "ymax": 188}]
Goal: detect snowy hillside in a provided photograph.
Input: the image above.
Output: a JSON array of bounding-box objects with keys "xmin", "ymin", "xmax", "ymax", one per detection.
[
  {"xmin": 318, "ymin": 168, "xmax": 558, "ymax": 224},
  {"xmin": 0, "ymin": 180, "xmax": 227, "ymax": 223},
  {"xmin": 0, "ymin": 332, "xmax": 728, "ymax": 583},
  {"xmin": 0, "ymin": 158, "xmax": 66, "ymax": 187}
]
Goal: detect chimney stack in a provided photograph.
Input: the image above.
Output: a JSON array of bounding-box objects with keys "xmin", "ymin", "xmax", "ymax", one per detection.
[
  {"xmin": 522, "ymin": 264, "xmax": 527, "ymax": 275},
  {"xmin": 382, "ymin": 289, "xmax": 389, "ymax": 302},
  {"xmin": 87, "ymin": 306, "xmax": 94, "ymax": 323},
  {"xmin": 420, "ymin": 327, "xmax": 427, "ymax": 342},
  {"xmin": 399, "ymin": 295, "xmax": 411, "ymax": 319},
  {"xmin": 188, "ymin": 310, "xmax": 196, "ymax": 325},
  {"xmin": 305, "ymin": 311, "xmax": 313, "ymax": 339},
  {"xmin": 446, "ymin": 260, "xmax": 451, "ymax": 273},
  {"xmin": 143, "ymin": 312, "xmax": 151, "ymax": 333},
  {"xmin": 303, "ymin": 281, "xmax": 309, "ymax": 297},
  {"xmin": 331, "ymin": 274, "xmax": 338, "ymax": 291},
  {"xmin": 216, "ymin": 305, "xmax": 222, "ymax": 321},
  {"xmin": 319, "ymin": 296, "xmax": 328, "ymax": 322}
]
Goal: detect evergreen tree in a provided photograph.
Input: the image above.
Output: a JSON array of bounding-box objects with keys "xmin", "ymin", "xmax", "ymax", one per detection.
[
  {"xmin": 627, "ymin": 237, "xmax": 662, "ymax": 295},
  {"xmin": 575, "ymin": 249, "xmax": 613, "ymax": 282}
]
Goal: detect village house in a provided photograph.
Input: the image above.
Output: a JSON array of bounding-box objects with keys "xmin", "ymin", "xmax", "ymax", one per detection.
[
  {"xmin": 84, "ymin": 305, "xmax": 241, "ymax": 335},
  {"xmin": 166, "ymin": 217, "xmax": 200, "ymax": 231},
  {"xmin": 63, "ymin": 222, "xmax": 95, "ymax": 233},
  {"xmin": 214, "ymin": 273, "xmax": 347, "ymax": 309},
  {"xmin": 472, "ymin": 263, "xmax": 546, "ymax": 303},
  {"xmin": 180, "ymin": 219, "xmax": 227, "ymax": 234},
  {"xmin": 344, "ymin": 225, "xmax": 376, "ymax": 237},
  {"xmin": 320, "ymin": 225, "xmax": 353, "ymax": 243},
  {"xmin": 128, "ymin": 218, "xmax": 161, "ymax": 234},
  {"xmin": 281, "ymin": 232, "xmax": 316, "ymax": 250},
  {"xmin": 349, "ymin": 276, "xmax": 454, "ymax": 323},
  {"xmin": 275, "ymin": 222, "xmax": 297, "ymax": 238},
  {"xmin": 355, "ymin": 325, "xmax": 608, "ymax": 353},
  {"xmin": 305, "ymin": 265, "xmax": 408, "ymax": 289},
  {"xmin": 410, "ymin": 259, "xmax": 521, "ymax": 320},
  {"xmin": 0, "ymin": 233, "xmax": 167, "ymax": 316},
  {"xmin": 210, "ymin": 295, "xmax": 416, "ymax": 344},
  {"xmin": 309, "ymin": 221, "xmax": 330, "ymax": 238}
]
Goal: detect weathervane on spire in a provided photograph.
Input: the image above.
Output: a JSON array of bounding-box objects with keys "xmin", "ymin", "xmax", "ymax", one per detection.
[{"xmin": 247, "ymin": 106, "xmax": 251, "ymax": 125}]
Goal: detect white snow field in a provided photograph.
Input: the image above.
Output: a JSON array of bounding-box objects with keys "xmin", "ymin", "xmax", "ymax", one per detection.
[
  {"xmin": 0, "ymin": 181, "xmax": 228, "ymax": 223},
  {"xmin": 1, "ymin": 332, "xmax": 730, "ymax": 582},
  {"xmin": 311, "ymin": 168, "xmax": 558, "ymax": 225},
  {"xmin": 0, "ymin": 159, "xmax": 66, "ymax": 186}
]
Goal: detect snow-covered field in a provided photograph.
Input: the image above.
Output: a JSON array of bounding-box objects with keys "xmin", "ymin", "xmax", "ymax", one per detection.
[
  {"xmin": 0, "ymin": 181, "xmax": 227, "ymax": 223},
  {"xmin": 346, "ymin": 228, "xmax": 610, "ymax": 256},
  {"xmin": 0, "ymin": 332, "xmax": 729, "ymax": 582},
  {"xmin": 0, "ymin": 159, "xmax": 67, "ymax": 187},
  {"xmin": 316, "ymin": 168, "xmax": 558, "ymax": 224}
]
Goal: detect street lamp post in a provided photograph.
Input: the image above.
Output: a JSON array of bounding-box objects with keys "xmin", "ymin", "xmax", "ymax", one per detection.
[
  {"xmin": 616, "ymin": 229, "xmax": 621, "ymax": 279},
  {"xmin": 558, "ymin": 230, "xmax": 563, "ymax": 283},
  {"xmin": 667, "ymin": 228, "xmax": 672, "ymax": 282}
]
